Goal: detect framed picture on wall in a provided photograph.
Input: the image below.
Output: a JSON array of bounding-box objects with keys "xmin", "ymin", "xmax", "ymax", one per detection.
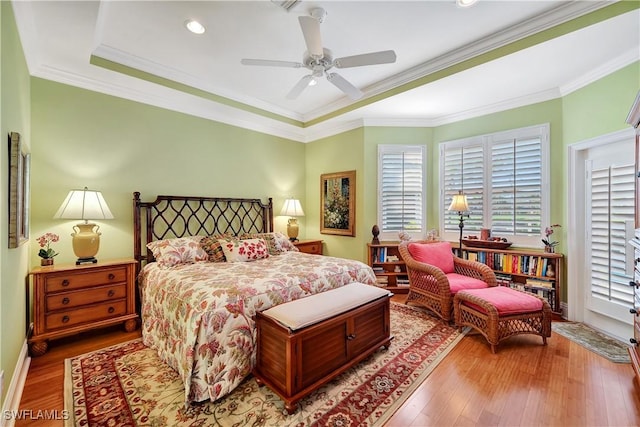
[
  {"xmin": 320, "ymin": 170, "xmax": 355, "ymax": 237},
  {"xmin": 8, "ymin": 131, "xmax": 30, "ymax": 248}
]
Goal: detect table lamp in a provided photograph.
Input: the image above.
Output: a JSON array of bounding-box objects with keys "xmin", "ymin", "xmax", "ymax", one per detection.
[
  {"xmin": 54, "ymin": 187, "xmax": 114, "ymax": 265},
  {"xmin": 280, "ymin": 198, "xmax": 305, "ymax": 242}
]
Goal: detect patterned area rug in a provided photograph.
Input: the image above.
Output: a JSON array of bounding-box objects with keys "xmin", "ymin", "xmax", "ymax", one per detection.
[
  {"xmin": 64, "ymin": 302, "xmax": 464, "ymax": 426},
  {"xmin": 552, "ymin": 321, "xmax": 631, "ymax": 363}
]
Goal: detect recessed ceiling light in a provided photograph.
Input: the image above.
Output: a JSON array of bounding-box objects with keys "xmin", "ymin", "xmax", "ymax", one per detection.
[
  {"xmin": 185, "ymin": 19, "xmax": 205, "ymax": 35},
  {"xmin": 457, "ymin": 0, "xmax": 478, "ymax": 8}
]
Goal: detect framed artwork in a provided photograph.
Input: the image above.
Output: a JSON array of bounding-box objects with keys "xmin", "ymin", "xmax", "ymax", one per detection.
[
  {"xmin": 320, "ymin": 170, "xmax": 355, "ymax": 236},
  {"xmin": 8, "ymin": 131, "xmax": 30, "ymax": 248}
]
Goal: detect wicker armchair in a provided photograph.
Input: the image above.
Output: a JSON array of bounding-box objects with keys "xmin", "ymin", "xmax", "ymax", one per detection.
[{"xmin": 398, "ymin": 240, "xmax": 497, "ymax": 322}]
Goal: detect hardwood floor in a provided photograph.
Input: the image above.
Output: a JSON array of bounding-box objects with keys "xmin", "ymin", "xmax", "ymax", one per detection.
[{"xmin": 14, "ymin": 296, "xmax": 640, "ymax": 427}]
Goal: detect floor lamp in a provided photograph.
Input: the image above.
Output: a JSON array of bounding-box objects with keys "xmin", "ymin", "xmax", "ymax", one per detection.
[{"xmin": 448, "ymin": 191, "xmax": 469, "ymax": 253}]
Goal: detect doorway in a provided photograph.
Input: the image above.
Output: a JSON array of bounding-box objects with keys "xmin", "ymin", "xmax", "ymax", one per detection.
[{"xmin": 568, "ymin": 128, "xmax": 635, "ymax": 340}]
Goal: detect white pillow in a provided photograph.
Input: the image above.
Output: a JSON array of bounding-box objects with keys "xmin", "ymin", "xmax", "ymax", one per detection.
[
  {"xmin": 219, "ymin": 238, "xmax": 270, "ymax": 262},
  {"xmin": 146, "ymin": 236, "xmax": 208, "ymax": 267}
]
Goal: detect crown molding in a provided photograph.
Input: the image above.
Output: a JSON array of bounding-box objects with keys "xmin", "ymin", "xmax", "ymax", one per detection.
[
  {"xmin": 560, "ymin": 48, "xmax": 640, "ymax": 96},
  {"xmin": 91, "ymin": 44, "xmax": 305, "ymax": 124}
]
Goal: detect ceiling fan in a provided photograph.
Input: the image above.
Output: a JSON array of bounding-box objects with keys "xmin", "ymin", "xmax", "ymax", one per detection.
[{"xmin": 241, "ymin": 8, "xmax": 396, "ymax": 100}]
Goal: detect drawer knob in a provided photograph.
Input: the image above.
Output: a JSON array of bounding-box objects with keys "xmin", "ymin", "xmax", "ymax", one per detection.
[
  {"xmin": 631, "ymin": 308, "xmax": 639, "ymax": 315},
  {"xmin": 108, "ymin": 290, "xmax": 115, "ymax": 297},
  {"xmin": 62, "ymin": 315, "xmax": 70, "ymax": 323},
  {"xmin": 108, "ymin": 273, "xmax": 115, "ymax": 280},
  {"xmin": 61, "ymin": 279, "xmax": 70, "ymax": 287},
  {"xmin": 108, "ymin": 306, "xmax": 115, "ymax": 314},
  {"xmin": 629, "ymin": 281, "xmax": 639, "ymax": 289},
  {"xmin": 631, "ymin": 338, "xmax": 638, "ymax": 345},
  {"xmin": 346, "ymin": 334, "xmax": 356, "ymax": 341},
  {"xmin": 62, "ymin": 297, "xmax": 70, "ymax": 305}
]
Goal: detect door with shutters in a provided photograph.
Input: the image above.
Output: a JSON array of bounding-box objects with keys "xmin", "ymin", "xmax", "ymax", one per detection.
[{"xmin": 584, "ymin": 140, "xmax": 635, "ymax": 331}]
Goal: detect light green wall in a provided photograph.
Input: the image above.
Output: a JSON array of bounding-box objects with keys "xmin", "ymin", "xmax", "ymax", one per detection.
[
  {"xmin": 1, "ymin": 0, "xmax": 31, "ymax": 406},
  {"xmin": 562, "ymin": 62, "xmax": 640, "ymax": 145},
  {"xmin": 30, "ymin": 79, "xmax": 306, "ymax": 266},
  {"xmin": 305, "ymin": 128, "xmax": 366, "ymax": 260}
]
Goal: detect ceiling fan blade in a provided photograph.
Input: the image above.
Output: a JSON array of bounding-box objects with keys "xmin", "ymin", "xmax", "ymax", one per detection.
[
  {"xmin": 286, "ymin": 75, "xmax": 314, "ymax": 99},
  {"xmin": 326, "ymin": 73, "xmax": 363, "ymax": 100},
  {"xmin": 334, "ymin": 50, "xmax": 397, "ymax": 68},
  {"xmin": 298, "ymin": 16, "xmax": 323, "ymax": 58},
  {"xmin": 241, "ymin": 58, "xmax": 303, "ymax": 68}
]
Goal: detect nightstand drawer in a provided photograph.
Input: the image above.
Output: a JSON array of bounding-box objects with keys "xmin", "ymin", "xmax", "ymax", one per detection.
[
  {"xmin": 46, "ymin": 284, "xmax": 126, "ymax": 311},
  {"xmin": 45, "ymin": 300, "xmax": 127, "ymax": 330},
  {"xmin": 294, "ymin": 240, "xmax": 323, "ymax": 255},
  {"xmin": 44, "ymin": 267, "xmax": 128, "ymax": 293}
]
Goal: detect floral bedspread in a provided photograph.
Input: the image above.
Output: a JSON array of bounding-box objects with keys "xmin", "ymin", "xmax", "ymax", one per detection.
[{"xmin": 139, "ymin": 251, "xmax": 377, "ymax": 403}]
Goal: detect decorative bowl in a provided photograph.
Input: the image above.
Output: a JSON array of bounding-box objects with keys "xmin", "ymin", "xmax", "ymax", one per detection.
[{"xmin": 461, "ymin": 239, "xmax": 512, "ymax": 250}]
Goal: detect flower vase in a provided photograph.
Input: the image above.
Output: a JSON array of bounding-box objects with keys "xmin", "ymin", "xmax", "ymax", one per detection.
[
  {"xmin": 40, "ymin": 258, "xmax": 54, "ymax": 267},
  {"xmin": 544, "ymin": 245, "xmax": 554, "ymax": 253}
]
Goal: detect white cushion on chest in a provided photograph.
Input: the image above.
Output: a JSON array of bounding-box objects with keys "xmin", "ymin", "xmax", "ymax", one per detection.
[{"xmin": 260, "ymin": 282, "xmax": 391, "ymax": 331}]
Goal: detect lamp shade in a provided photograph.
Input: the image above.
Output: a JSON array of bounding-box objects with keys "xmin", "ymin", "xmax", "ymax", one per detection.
[
  {"xmin": 280, "ymin": 199, "xmax": 305, "ymax": 217},
  {"xmin": 54, "ymin": 187, "xmax": 114, "ymax": 221},
  {"xmin": 54, "ymin": 187, "xmax": 113, "ymax": 265},
  {"xmin": 448, "ymin": 193, "xmax": 469, "ymax": 213}
]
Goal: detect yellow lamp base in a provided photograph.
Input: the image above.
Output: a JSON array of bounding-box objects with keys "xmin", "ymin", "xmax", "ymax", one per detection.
[
  {"xmin": 287, "ymin": 218, "xmax": 299, "ymax": 242},
  {"xmin": 72, "ymin": 222, "xmax": 101, "ymax": 265}
]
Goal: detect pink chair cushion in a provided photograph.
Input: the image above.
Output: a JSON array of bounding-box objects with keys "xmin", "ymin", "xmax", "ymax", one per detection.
[
  {"xmin": 459, "ymin": 286, "xmax": 543, "ymax": 316},
  {"xmin": 446, "ymin": 273, "xmax": 489, "ymax": 294},
  {"xmin": 408, "ymin": 241, "xmax": 454, "ymax": 274}
]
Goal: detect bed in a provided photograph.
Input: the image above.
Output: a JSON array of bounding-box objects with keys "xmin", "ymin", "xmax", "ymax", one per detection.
[{"xmin": 133, "ymin": 192, "xmax": 377, "ymax": 403}]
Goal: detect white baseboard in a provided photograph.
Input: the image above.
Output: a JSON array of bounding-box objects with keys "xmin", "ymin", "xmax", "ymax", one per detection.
[
  {"xmin": 1, "ymin": 340, "xmax": 30, "ymax": 427},
  {"xmin": 560, "ymin": 301, "xmax": 568, "ymax": 320}
]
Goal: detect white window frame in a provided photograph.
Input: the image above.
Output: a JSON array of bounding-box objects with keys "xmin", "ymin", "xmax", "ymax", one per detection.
[
  {"xmin": 439, "ymin": 124, "xmax": 551, "ymax": 248},
  {"xmin": 377, "ymin": 144, "xmax": 427, "ymax": 242}
]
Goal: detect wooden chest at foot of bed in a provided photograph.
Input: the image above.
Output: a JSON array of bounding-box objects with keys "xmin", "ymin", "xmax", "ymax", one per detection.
[{"xmin": 253, "ymin": 283, "xmax": 393, "ymax": 414}]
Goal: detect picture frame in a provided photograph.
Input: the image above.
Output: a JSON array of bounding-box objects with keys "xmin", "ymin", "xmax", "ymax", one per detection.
[
  {"xmin": 8, "ymin": 131, "xmax": 30, "ymax": 248},
  {"xmin": 320, "ymin": 170, "xmax": 355, "ymax": 236}
]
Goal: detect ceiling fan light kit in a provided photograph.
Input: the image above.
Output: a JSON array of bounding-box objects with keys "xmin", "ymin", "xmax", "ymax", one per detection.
[{"xmin": 241, "ymin": 7, "xmax": 396, "ymax": 101}]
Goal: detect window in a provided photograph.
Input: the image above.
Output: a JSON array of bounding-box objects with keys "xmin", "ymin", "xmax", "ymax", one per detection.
[
  {"xmin": 377, "ymin": 145, "xmax": 426, "ymax": 240},
  {"xmin": 440, "ymin": 124, "xmax": 550, "ymax": 247}
]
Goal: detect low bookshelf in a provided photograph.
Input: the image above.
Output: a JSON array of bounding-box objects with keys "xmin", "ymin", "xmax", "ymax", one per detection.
[
  {"xmin": 458, "ymin": 244, "xmax": 563, "ymax": 315},
  {"xmin": 367, "ymin": 242, "xmax": 409, "ymax": 293}
]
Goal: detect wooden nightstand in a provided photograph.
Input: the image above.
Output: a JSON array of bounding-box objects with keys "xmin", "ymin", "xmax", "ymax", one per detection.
[
  {"xmin": 293, "ymin": 239, "xmax": 323, "ymax": 255},
  {"xmin": 27, "ymin": 258, "xmax": 138, "ymax": 356}
]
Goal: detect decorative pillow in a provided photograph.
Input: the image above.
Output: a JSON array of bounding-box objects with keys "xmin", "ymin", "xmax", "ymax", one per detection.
[
  {"xmin": 219, "ymin": 238, "xmax": 270, "ymax": 262},
  {"xmin": 200, "ymin": 234, "xmax": 232, "ymax": 263},
  {"xmin": 274, "ymin": 231, "xmax": 299, "ymax": 252},
  {"xmin": 241, "ymin": 232, "xmax": 284, "ymax": 255},
  {"xmin": 147, "ymin": 236, "xmax": 208, "ymax": 267},
  {"xmin": 408, "ymin": 241, "xmax": 454, "ymax": 274}
]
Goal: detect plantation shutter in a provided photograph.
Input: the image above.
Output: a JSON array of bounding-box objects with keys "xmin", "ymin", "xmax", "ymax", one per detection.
[
  {"xmin": 443, "ymin": 144, "xmax": 483, "ymax": 232},
  {"xmin": 490, "ymin": 136, "xmax": 542, "ymax": 236},
  {"xmin": 379, "ymin": 145, "xmax": 425, "ymax": 234},
  {"xmin": 589, "ymin": 163, "xmax": 635, "ymax": 306}
]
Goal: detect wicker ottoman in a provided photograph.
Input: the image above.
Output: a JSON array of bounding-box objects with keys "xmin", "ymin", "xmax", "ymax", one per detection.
[{"xmin": 453, "ymin": 286, "xmax": 552, "ymax": 353}]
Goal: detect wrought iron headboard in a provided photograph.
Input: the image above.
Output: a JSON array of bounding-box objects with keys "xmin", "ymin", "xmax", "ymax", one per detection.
[{"xmin": 133, "ymin": 192, "xmax": 273, "ymax": 274}]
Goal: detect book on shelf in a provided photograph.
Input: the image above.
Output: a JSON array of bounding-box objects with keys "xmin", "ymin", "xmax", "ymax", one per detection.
[
  {"xmin": 396, "ymin": 278, "xmax": 410, "ymax": 286},
  {"xmin": 525, "ymin": 277, "xmax": 554, "ymax": 289},
  {"xmin": 375, "ymin": 277, "xmax": 389, "ymax": 285}
]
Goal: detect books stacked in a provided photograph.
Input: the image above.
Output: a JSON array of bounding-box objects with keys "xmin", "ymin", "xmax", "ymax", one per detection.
[
  {"xmin": 397, "ymin": 278, "xmax": 410, "ymax": 287},
  {"xmin": 525, "ymin": 277, "xmax": 554, "ymax": 289},
  {"xmin": 495, "ymin": 273, "xmax": 512, "ymax": 287}
]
